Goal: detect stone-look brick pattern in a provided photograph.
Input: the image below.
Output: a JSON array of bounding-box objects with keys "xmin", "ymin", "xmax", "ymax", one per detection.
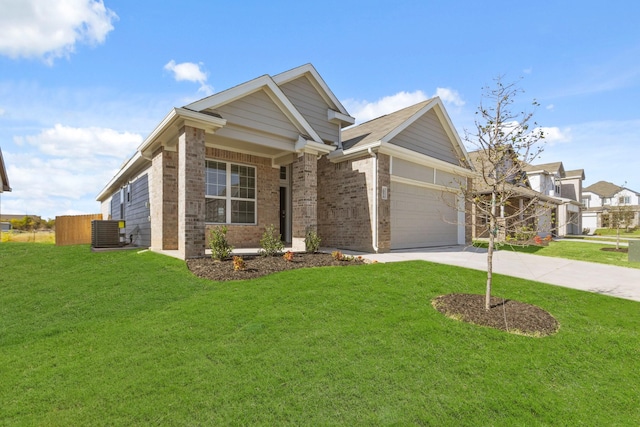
[
  {"xmin": 291, "ymin": 153, "xmax": 318, "ymax": 251},
  {"xmin": 150, "ymin": 147, "xmax": 178, "ymax": 250},
  {"xmin": 318, "ymin": 154, "xmax": 391, "ymax": 252},
  {"xmin": 464, "ymin": 177, "xmax": 473, "ymax": 244},
  {"xmin": 376, "ymin": 154, "xmax": 391, "ymax": 252},
  {"xmin": 203, "ymin": 147, "xmax": 279, "ymax": 249},
  {"xmin": 178, "ymin": 126, "xmax": 206, "ymax": 259}
]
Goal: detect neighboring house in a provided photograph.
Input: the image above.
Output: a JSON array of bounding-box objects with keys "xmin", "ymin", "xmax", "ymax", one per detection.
[
  {"xmin": 523, "ymin": 162, "xmax": 584, "ymax": 236},
  {"xmin": 468, "ymin": 150, "xmax": 562, "ymax": 241},
  {"xmin": 582, "ymin": 180, "xmax": 640, "ymax": 232},
  {"xmin": 0, "ymin": 148, "xmax": 12, "ymax": 232},
  {"xmin": 97, "ymin": 64, "xmax": 474, "ymax": 259}
]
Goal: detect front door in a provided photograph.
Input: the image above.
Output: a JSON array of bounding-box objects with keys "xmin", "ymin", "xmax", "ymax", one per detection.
[{"xmin": 279, "ymin": 186, "xmax": 287, "ymax": 242}]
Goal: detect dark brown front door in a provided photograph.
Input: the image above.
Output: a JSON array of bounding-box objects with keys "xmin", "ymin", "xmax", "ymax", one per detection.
[{"xmin": 279, "ymin": 187, "xmax": 286, "ymax": 241}]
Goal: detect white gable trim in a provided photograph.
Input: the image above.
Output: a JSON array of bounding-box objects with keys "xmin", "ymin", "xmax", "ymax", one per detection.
[
  {"xmin": 381, "ymin": 97, "xmax": 472, "ymax": 169},
  {"xmin": 273, "ymin": 63, "xmax": 354, "ymax": 120},
  {"xmin": 185, "ymin": 74, "xmax": 323, "ymax": 144}
]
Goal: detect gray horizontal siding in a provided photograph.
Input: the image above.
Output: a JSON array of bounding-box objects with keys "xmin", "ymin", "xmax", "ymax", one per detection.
[
  {"xmin": 279, "ymin": 76, "xmax": 340, "ymax": 144},
  {"xmin": 107, "ymin": 174, "xmax": 151, "ymax": 247},
  {"xmin": 214, "ymin": 90, "xmax": 300, "ymax": 140},
  {"xmin": 390, "ymin": 109, "xmax": 459, "ymax": 165}
]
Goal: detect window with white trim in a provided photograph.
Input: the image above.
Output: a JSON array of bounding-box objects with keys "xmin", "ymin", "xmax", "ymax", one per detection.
[{"xmin": 205, "ymin": 160, "xmax": 256, "ymax": 224}]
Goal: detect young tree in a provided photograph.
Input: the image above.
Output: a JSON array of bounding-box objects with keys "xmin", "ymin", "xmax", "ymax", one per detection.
[
  {"xmin": 462, "ymin": 77, "xmax": 547, "ymax": 310},
  {"xmin": 609, "ymin": 203, "xmax": 634, "ymax": 250}
]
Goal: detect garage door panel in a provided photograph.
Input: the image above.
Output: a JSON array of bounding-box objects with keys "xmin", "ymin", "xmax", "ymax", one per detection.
[{"xmin": 391, "ymin": 181, "xmax": 458, "ymax": 249}]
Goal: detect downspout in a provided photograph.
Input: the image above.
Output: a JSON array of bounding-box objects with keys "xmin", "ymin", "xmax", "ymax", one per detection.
[{"xmin": 368, "ymin": 147, "xmax": 379, "ymax": 253}]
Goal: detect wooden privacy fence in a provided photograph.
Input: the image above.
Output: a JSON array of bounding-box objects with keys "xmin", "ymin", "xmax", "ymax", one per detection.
[{"xmin": 55, "ymin": 214, "xmax": 103, "ymax": 246}]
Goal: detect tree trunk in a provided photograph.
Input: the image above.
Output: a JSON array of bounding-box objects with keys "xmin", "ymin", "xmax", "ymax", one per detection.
[
  {"xmin": 486, "ymin": 192, "xmax": 497, "ymax": 311},
  {"xmin": 616, "ymin": 226, "xmax": 620, "ymax": 250}
]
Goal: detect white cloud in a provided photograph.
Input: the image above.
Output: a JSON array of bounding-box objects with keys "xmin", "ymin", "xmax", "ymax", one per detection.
[
  {"xmin": 22, "ymin": 124, "xmax": 142, "ymax": 158},
  {"xmin": 536, "ymin": 126, "xmax": 572, "ymax": 145},
  {"xmin": 343, "ymin": 87, "xmax": 465, "ymax": 124},
  {"xmin": 2, "ymin": 125, "xmax": 142, "ymax": 218},
  {"xmin": 434, "ymin": 87, "xmax": 465, "ymax": 107},
  {"xmin": 546, "ymin": 104, "xmax": 555, "ymax": 111},
  {"xmin": 0, "ymin": 107, "xmax": 5, "ymax": 116},
  {"xmin": 164, "ymin": 60, "xmax": 213, "ymax": 96},
  {"xmin": 0, "ymin": 0, "xmax": 117, "ymax": 64},
  {"xmin": 342, "ymin": 90, "xmax": 429, "ymax": 124}
]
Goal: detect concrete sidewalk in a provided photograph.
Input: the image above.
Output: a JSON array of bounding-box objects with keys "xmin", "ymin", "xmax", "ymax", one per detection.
[{"xmin": 350, "ymin": 246, "xmax": 640, "ymax": 303}]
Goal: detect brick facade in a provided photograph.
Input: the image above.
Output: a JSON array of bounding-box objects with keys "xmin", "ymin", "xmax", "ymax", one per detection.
[
  {"xmin": 291, "ymin": 152, "xmax": 318, "ymax": 251},
  {"xmin": 178, "ymin": 126, "xmax": 206, "ymax": 259},
  {"xmin": 203, "ymin": 147, "xmax": 280, "ymax": 249},
  {"xmin": 317, "ymin": 153, "xmax": 391, "ymax": 252},
  {"xmin": 150, "ymin": 147, "xmax": 178, "ymax": 250}
]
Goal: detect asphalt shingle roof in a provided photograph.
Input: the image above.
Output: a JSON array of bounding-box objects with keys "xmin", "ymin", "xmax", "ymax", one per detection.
[{"xmin": 341, "ymin": 100, "xmax": 433, "ymax": 150}]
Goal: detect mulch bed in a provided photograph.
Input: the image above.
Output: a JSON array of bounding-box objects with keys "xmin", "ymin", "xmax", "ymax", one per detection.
[
  {"xmin": 600, "ymin": 247, "xmax": 628, "ymax": 253},
  {"xmin": 187, "ymin": 252, "xmax": 365, "ymax": 281},
  {"xmin": 432, "ymin": 293, "xmax": 559, "ymax": 337}
]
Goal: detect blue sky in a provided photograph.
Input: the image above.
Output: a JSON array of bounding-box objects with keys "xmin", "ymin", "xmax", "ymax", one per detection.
[{"xmin": 1, "ymin": 0, "xmax": 639, "ymax": 219}]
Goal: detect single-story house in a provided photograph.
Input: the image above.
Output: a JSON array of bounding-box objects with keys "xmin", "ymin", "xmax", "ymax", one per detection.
[{"xmin": 97, "ymin": 64, "xmax": 474, "ymax": 259}]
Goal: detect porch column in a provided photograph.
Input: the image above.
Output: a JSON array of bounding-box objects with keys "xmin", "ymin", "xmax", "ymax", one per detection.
[
  {"xmin": 150, "ymin": 147, "xmax": 178, "ymax": 250},
  {"xmin": 291, "ymin": 152, "xmax": 317, "ymax": 251},
  {"xmin": 178, "ymin": 125, "xmax": 206, "ymax": 259}
]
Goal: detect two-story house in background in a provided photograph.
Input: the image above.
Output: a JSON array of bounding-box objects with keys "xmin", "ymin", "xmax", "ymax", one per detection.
[{"xmin": 582, "ymin": 181, "xmax": 640, "ymax": 232}]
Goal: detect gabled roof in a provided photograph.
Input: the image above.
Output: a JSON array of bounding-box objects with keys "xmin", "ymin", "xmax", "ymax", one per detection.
[
  {"xmin": 339, "ymin": 98, "xmax": 471, "ymax": 169},
  {"xmin": 563, "ymin": 169, "xmax": 585, "ymax": 180},
  {"xmin": 272, "ymin": 63, "xmax": 354, "ymax": 125},
  {"xmin": 583, "ymin": 180, "xmax": 622, "ymax": 197},
  {"xmin": 184, "ymin": 73, "xmax": 323, "ymax": 143},
  {"xmin": 523, "ymin": 161, "xmax": 565, "ymax": 177},
  {"xmin": 0, "ymin": 148, "xmax": 11, "ymax": 192},
  {"xmin": 467, "ymin": 148, "xmax": 530, "ymax": 193},
  {"xmin": 342, "ymin": 100, "xmax": 431, "ymax": 149}
]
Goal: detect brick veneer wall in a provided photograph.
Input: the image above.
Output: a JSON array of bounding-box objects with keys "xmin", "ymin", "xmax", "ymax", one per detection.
[
  {"xmin": 203, "ymin": 147, "xmax": 279, "ymax": 249},
  {"xmin": 150, "ymin": 147, "xmax": 178, "ymax": 250},
  {"xmin": 318, "ymin": 155, "xmax": 377, "ymax": 252},
  {"xmin": 376, "ymin": 154, "xmax": 391, "ymax": 252},
  {"xmin": 291, "ymin": 152, "xmax": 317, "ymax": 251},
  {"xmin": 178, "ymin": 126, "xmax": 206, "ymax": 258}
]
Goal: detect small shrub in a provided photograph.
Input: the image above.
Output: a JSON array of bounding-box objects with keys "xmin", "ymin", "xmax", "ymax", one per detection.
[
  {"xmin": 533, "ymin": 235, "xmax": 543, "ymax": 245},
  {"xmin": 331, "ymin": 250, "xmax": 343, "ymax": 260},
  {"xmin": 305, "ymin": 230, "xmax": 321, "ymax": 253},
  {"xmin": 233, "ymin": 256, "xmax": 246, "ymax": 271},
  {"xmin": 514, "ymin": 225, "xmax": 535, "ymax": 242},
  {"xmin": 544, "ymin": 234, "xmax": 552, "ymax": 242},
  {"xmin": 283, "ymin": 251, "xmax": 294, "ymax": 262},
  {"xmin": 209, "ymin": 226, "xmax": 234, "ymax": 261},
  {"xmin": 259, "ymin": 224, "xmax": 284, "ymax": 257}
]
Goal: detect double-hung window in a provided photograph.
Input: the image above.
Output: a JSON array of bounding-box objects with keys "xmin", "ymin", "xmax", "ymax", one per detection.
[{"xmin": 205, "ymin": 160, "xmax": 256, "ymax": 224}]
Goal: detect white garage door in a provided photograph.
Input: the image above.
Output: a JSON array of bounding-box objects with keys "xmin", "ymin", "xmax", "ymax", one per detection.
[{"xmin": 391, "ymin": 181, "xmax": 458, "ymax": 249}]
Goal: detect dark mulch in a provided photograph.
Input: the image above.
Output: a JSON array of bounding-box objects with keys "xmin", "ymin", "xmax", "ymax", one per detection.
[
  {"xmin": 432, "ymin": 293, "xmax": 559, "ymax": 337},
  {"xmin": 187, "ymin": 252, "xmax": 365, "ymax": 281},
  {"xmin": 601, "ymin": 247, "xmax": 628, "ymax": 253}
]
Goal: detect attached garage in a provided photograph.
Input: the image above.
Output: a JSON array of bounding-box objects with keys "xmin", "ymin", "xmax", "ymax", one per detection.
[{"xmin": 391, "ymin": 181, "xmax": 459, "ymax": 249}]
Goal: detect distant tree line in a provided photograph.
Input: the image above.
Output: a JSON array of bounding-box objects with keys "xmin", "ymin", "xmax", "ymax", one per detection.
[{"xmin": 8, "ymin": 216, "xmax": 55, "ymax": 231}]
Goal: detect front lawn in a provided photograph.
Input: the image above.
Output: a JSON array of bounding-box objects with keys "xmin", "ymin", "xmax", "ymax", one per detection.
[
  {"xmin": 476, "ymin": 240, "xmax": 640, "ymax": 269},
  {"xmin": 1, "ymin": 243, "xmax": 639, "ymax": 425}
]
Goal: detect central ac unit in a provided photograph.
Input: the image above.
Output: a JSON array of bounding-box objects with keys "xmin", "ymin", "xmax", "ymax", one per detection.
[{"xmin": 91, "ymin": 220, "xmax": 122, "ymax": 248}]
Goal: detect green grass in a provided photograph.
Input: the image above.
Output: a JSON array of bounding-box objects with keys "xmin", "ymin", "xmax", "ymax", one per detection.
[
  {"xmin": 475, "ymin": 240, "xmax": 640, "ymax": 269},
  {"xmin": 1, "ymin": 243, "xmax": 639, "ymax": 425},
  {"xmin": 592, "ymin": 227, "xmax": 640, "ymax": 237}
]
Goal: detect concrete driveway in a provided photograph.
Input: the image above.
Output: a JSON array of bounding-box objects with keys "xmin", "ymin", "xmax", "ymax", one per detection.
[{"xmin": 353, "ymin": 246, "xmax": 640, "ymax": 303}]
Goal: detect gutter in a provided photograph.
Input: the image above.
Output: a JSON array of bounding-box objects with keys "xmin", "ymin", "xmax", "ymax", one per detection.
[{"xmin": 368, "ymin": 147, "xmax": 379, "ymax": 253}]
